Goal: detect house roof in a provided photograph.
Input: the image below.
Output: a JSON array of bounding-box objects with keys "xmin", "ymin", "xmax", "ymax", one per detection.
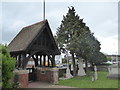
[
  {"xmin": 107, "ymin": 55, "xmax": 120, "ymax": 57},
  {"xmin": 8, "ymin": 20, "xmax": 60, "ymax": 55}
]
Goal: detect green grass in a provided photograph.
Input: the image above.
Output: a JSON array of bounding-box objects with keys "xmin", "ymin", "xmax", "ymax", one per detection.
[{"xmin": 59, "ymin": 71, "xmax": 119, "ymax": 88}]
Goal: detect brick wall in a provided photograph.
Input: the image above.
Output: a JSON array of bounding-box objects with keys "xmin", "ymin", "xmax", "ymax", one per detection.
[
  {"xmin": 19, "ymin": 74, "xmax": 28, "ymax": 88},
  {"xmin": 14, "ymin": 70, "xmax": 29, "ymax": 88},
  {"xmin": 35, "ymin": 67, "xmax": 59, "ymax": 84}
]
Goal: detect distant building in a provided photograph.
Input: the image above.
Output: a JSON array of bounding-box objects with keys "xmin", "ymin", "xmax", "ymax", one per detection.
[{"xmin": 107, "ymin": 55, "xmax": 120, "ymax": 62}]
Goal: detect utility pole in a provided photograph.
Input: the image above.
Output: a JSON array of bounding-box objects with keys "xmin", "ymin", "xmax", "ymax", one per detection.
[{"xmin": 116, "ymin": 52, "xmax": 118, "ymax": 63}]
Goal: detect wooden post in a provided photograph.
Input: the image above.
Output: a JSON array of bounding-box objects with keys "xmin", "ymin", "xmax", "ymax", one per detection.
[
  {"xmin": 36, "ymin": 54, "xmax": 38, "ymax": 66},
  {"xmin": 21, "ymin": 53, "xmax": 26, "ymax": 69},
  {"xmin": 40, "ymin": 55, "xmax": 42, "ymax": 66},
  {"xmin": 52, "ymin": 55, "xmax": 55, "ymax": 67},
  {"xmin": 32, "ymin": 55, "xmax": 37, "ymax": 67},
  {"xmin": 14, "ymin": 55, "xmax": 18, "ymax": 68},
  {"xmin": 18, "ymin": 54, "xmax": 21, "ymax": 68},
  {"xmin": 48, "ymin": 55, "xmax": 50, "ymax": 67},
  {"xmin": 43, "ymin": 55, "xmax": 46, "ymax": 66},
  {"xmin": 15, "ymin": 55, "xmax": 18, "ymax": 68}
]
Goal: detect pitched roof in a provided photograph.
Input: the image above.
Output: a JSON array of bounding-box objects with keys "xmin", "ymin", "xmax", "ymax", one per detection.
[{"xmin": 8, "ymin": 20, "xmax": 60, "ymax": 54}]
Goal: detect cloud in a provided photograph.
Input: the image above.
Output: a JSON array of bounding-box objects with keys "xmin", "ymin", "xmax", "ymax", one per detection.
[
  {"xmin": 12, "ymin": 20, "xmax": 26, "ymax": 30},
  {"xmin": 93, "ymin": 19, "xmax": 118, "ymax": 37},
  {"xmin": 97, "ymin": 35, "xmax": 118, "ymax": 55}
]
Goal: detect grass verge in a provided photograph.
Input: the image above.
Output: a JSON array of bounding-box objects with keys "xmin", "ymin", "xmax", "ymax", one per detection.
[{"xmin": 59, "ymin": 71, "xmax": 119, "ymax": 88}]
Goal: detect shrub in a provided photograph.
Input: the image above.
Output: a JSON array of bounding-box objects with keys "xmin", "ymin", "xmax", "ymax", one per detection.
[{"xmin": 0, "ymin": 44, "xmax": 16, "ymax": 88}]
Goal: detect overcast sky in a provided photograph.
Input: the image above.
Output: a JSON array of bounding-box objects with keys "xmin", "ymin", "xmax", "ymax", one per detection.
[{"xmin": 1, "ymin": 0, "xmax": 118, "ymax": 55}]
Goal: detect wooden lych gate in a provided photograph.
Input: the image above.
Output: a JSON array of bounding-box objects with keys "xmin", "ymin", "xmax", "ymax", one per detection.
[{"xmin": 8, "ymin": 20, "xmax": 60, "ymax": 70}]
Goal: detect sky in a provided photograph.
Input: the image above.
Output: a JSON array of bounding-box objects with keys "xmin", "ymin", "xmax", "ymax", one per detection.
[{"xmin": 1, "ymin": 0, "xmax": 119, "ymax": 55}]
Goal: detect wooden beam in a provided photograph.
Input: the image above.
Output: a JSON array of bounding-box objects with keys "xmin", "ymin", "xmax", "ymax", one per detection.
[
  {"xmin": 18, "ymin": 54, "xmax": 21, "ymax": 68},
  {"xmin": 36, "ymin": 54, "xmax": 38, "ymax": 66},
  {"xmin": 32, "ymin": 55, "xmax": 38, "ymax": 67},
  {"xmin": 22, "ymin": 53, "xmax": 32, "ymax": 69},
  {"xmin": 43, "ymin": 55, "xmax": 46, "ymax": 66},
  {"xmin": 39, "ymin": 55, "xmax": 42, "ymax": 66},
  {"xmin": 21, "ymin": 53, "xmax": 26, "ymax": 69},
  {"xmin": 51, "ymin": 55, "xmax": 55, "ymax": 67},
  {"xmin": 48, "ymin": 55, "xmax": 50, "ymax": 67},
  {"xmin": 16, "ymin": 55, "xmax": 18, "ymax": 68}
]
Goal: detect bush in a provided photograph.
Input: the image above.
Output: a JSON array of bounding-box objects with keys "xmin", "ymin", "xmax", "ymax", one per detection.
[{"xmin": 0, "ymin": 44, "xmax": 16, "ymax": 88}]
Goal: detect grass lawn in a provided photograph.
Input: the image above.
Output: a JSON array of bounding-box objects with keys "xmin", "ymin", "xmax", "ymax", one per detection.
[{"xmin": 59, "ymin": 71, "xmax": 119, "ymax": 88}]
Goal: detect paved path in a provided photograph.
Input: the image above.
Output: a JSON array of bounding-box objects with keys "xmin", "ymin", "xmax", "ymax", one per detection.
[{"xmin": 28, "ymin": 81, "xmax": 76, "ymax": 88}]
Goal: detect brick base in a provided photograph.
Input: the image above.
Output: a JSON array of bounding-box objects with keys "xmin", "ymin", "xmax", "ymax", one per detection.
[
  {"xmin": 35, "ymin": 67, "xmax": 59, "ymax": 84},
  {"xmin": 14, "ymin": 70, "xmax": 29, "ymax": 88}
]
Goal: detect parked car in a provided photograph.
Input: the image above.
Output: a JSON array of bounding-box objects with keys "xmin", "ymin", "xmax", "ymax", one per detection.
[
  {"xmin": 102, "ymin": 61, "xmax": 113, "ymax": 65},
  {"xmin": 112, "ymin": 60, "xmax": 120, "ymax": 64},
  {"xmin": 112, "ymin": 61, "xmax": 118, "ymax": 64},
  {"xmin": 106, "ymin": 61, "xmax": 113, "ymax": 64}
]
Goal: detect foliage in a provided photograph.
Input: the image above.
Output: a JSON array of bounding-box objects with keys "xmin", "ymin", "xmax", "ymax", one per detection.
[
  {"xmin": 55, "ymin": 6, "xmax": 83, "ymax": 76},
  {"xmin": 55, "ymin": 6, "xmax": 107, "ymax": 75},
  {"xmin": 87, "ymin": 52, "xmax": 107, "ymax": 65},
  {"xmin": 106, "ymin": 56, "xmax": 112, "ymax": 61},
  {"xmin": 62, "ymin": 58, "xmax": 67, "ymax": 64},
  {"xmin": 59, "ymin": 71, "xmax": 119, "ymax": 88},
  {"xmin": 95, "ymin": 52, "xmax": 107, "ymax": 65},
  {"xmin": 0, "ymin": 44, "xmax": 16, "ymax": 88}
]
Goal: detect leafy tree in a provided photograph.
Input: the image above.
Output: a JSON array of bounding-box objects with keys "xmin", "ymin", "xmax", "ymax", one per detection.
[
  {"xmin": 97, "ymin": 52, "xmax": 107, "ymax": 64},
  {"xmin": 69, "ymin": 27, "xmax": 99, "ymax": 74},
  {"xmin": 89, "ymin": 52, "xmax": 107, "ymax": 65},
  {"xmin": 1, "ymin": 44, "xmax": 16, "ymax": 88}
]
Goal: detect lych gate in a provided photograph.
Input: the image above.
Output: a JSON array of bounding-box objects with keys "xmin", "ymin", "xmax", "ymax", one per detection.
[
  {"xmin": 8, "ymin": 20, "xmax": 60, "ymax": 88},
  {"xmin": 8, "ymin": 20, "xmax": 60, "ymax": 69}
]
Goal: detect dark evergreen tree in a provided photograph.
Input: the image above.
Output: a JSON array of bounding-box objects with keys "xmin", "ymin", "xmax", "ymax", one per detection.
[
  {"xmin": 56, "ymin": 6, "xmax": 83, "ymax": 76},
  {"xmin": 55, "ymin": 6, "xmax": 106, "ymax": 76}
]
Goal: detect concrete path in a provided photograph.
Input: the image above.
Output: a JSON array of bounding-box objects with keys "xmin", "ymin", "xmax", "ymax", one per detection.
[{"xmin": 28, "ymin": 81, "xmax": 76, "ymax": 88}]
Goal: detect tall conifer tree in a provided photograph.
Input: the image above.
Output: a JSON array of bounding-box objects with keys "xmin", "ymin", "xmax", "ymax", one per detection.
[
  {"xmin": 56, "ymin": 6, "xmax": 82, "ymax": 76},
  {"xmin": 55, "ymin": 6, "xmax": 106, "ymax": 76}
]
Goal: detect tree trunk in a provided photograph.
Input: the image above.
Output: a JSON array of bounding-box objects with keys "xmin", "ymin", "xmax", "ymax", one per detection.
[
  {"xmin": 85, "ymin": 59, "xmax": 88, "ymax": 73},
  {"xmin": 85, "ymin": 59, "xmax": 90, "ymax": 75},
  {"xmin": 71, "ymin": 53, "xmax": 77, "ymax": 76}
]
